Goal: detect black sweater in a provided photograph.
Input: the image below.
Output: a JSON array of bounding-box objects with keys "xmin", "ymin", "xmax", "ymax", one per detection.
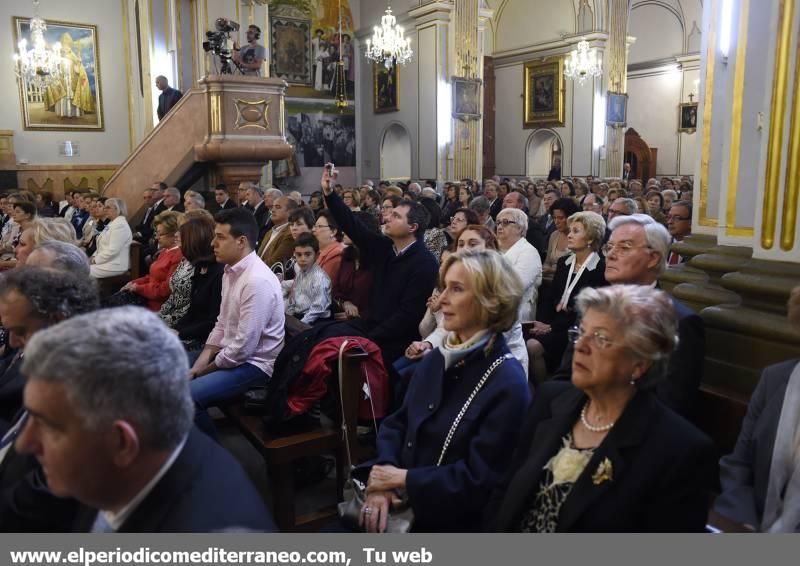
[
  {"xmin": 174, "ymin": 262, "xmax": 224, "ymax": 344},
  {"xmin": 324, "ymin": 190, "xmax": 438, "ymax": 361}
]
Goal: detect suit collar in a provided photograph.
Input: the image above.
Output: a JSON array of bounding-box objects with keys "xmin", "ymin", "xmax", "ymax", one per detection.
[{"xmin": 75, "ymin": 429, "xmax": 202, "ymax": 532}]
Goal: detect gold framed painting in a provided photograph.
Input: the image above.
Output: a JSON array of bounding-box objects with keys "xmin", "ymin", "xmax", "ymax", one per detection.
[
  {"xmin": 373, "ymin": 63, "xmax": 398, "ymax": 114},
  {"xmin": 679, "ymin": 102, "xmax": 699, "ymax": 133},
  {"xmin": 13, "ymin": 17, "xmax": 104, "ymax": 131},
  {"xmin": 523, "ymin": 59, "xmax": 566, "ymax": 129}
]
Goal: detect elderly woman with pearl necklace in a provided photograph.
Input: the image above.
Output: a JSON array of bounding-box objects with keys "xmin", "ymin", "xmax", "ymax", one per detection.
[{"xmin": 487, "ymin": 285, "xmax": 716, "ymax": 532}]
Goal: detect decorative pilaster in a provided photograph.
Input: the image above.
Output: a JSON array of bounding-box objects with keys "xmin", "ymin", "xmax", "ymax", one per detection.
[
  {"xmin": 602, "ymin": 0, "xmax": 631, "ymax": 178},
  {"xmin": 452, "ymin": 0, "xmax": 481, "ymax": 180}
]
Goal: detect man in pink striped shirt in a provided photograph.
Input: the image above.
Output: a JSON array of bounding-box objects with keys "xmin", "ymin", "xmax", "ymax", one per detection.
[{"xmin": 189, "ymin": 208, "xmax": 285, "ymax": 411}]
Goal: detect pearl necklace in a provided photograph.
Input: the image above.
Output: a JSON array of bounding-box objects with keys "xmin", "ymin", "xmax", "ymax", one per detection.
[{"xmin": 580, "ymin": 401, "xmax": 615, "ymax": 432}]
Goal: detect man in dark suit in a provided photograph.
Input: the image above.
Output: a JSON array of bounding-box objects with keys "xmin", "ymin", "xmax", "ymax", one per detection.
[
  {"xmin": 156, "ymin": 76, "xmax": 182, "ymax": 121},
  {"xmin": 14, "ymin": 306, "xmax": 275, "ymax": 532},
  {"xmin": 622, "ymin": 161, "xmax": 633, "ymax": 180},
  {"xmin": 214, "ymin": 184, "xmax": 237, "ymax": 210},
  {"xmin": 714, "ymin": 286, "xmax": 800, "ymax": 532},
  {"xmin": 242, "ymin": 182, "xmax": 270, "ymax": 244},
  {"xmin": 163, "ymin": 187, "xmax": 185, "ymax": 213},
  {"xmin": 134, "ymin": 182, "xmax": 168, "ymax": 243},
  {"xmin": 552, "ymin": 214, "xmax": 705, "ymax": 417},
  {"xmin": 0, "ymin": 266, "xmax": 99, "ymax": 532}
]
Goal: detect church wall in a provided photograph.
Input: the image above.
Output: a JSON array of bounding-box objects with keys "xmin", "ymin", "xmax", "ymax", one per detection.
[
  {"xmin": 626, "ymin": 0, "xmax": 702, "ymax": 178},
  {"xmin": 0, "ymin": 0, "xmax": 129, "ymax": 178}
]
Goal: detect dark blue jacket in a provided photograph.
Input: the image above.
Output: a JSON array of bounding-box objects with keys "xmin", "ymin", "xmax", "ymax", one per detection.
[
  {"xmin": 70, "ymin": 209, "xmax": 89, "ymax": 239},
  {"xmin": 324, "ymin": 190, "xmax": 438, "ymax": 362},
  {"xmin": 71, "ymin": 428, "xmax": 276, "ymax": 532},
  {"xmin": 357, "ymin": 334, "xmax": 531, "ymax": 531},
  {"xmin": 157, "ymin": 87, "xmax": 183, "ymax": 120}
]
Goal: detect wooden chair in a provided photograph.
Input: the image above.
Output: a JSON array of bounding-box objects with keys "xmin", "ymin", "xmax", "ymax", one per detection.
[
  {"xmin": 96, "ymin": 241, "xmax": 142, "ymax": 298},
  {"xmin": 222, "ymin": 340, "xmax": 369, "ymax": 532}
]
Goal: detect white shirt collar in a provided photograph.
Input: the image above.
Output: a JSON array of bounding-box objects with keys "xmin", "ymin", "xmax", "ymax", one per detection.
[
  {"xmin": 393, "ymin": 240, "xmax": 416, "ymax": 256},
  {"xmin": 565, "ymin": 252, "xmax": 601, "ymax": 271},
  {"xmin": 101, "ymin": 435, "xmax": 187, "ymax": 531}
]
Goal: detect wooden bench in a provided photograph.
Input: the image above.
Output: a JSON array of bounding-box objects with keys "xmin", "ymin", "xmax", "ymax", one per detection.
[{"xmin": 222, "ymin": 342, "xmax": 369, "ymax": 532}]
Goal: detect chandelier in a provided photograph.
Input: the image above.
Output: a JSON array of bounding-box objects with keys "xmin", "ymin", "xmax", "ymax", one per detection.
[
  {"xmin": 13, "ymin": 1, "xmax": 64, "ymax": 89},
  {"xmin": 564, "ymin": 38, "xmax": 602, "ymax": 85},
  {"xmin": 365, "ymin": 5, "xmax": 413, "ymax": 69}
]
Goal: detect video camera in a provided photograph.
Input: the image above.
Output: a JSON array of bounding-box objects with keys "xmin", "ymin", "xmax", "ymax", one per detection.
[{"xmin": 202, "ymin": 18, "xmax": 240, "ymax": 74}]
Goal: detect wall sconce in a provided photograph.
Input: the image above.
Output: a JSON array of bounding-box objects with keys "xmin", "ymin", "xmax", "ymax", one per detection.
[{"xmin": 719, "ymin": 0, "xmax": 733, "ymax": 62}]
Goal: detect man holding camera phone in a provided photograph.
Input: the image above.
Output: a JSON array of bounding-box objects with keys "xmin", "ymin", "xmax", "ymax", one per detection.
[{"xmin": 233, "ymin": 25, "xmax": 266, "ymax": 76}]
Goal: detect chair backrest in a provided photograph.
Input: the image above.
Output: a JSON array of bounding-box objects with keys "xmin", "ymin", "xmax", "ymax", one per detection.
[
  {"xmin": 129, "ymin": 241, "xmax": 142, "ymax": 280},
  {"xmin": 337, "ymin": 340, "xmax": 370, "ymax": 467}
]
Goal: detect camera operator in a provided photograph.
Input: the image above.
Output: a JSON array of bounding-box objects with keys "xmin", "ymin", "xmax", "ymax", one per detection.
[{"xmin": 233, "ymin": 25, "xmax": 266, "ymax": 76}]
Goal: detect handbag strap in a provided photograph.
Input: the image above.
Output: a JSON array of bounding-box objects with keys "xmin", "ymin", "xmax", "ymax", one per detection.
[
  {"xmin": 338, "ymin": 340, "xmax": 355, "ymax": 470},
  {"xmin": 436, "ymin": 353, "xmax": 513, "ymax": 466}
]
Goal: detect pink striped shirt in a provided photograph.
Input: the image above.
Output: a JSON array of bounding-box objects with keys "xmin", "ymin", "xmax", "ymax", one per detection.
[{"xmin": 206, "ymin": 251, "xmax": 285, "ymax": 376}]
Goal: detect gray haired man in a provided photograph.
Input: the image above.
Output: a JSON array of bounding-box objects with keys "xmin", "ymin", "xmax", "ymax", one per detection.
[
  {"xmin": 25, "ymin": 241, "xmax": 91, "ymax": 277},
  {"xmin": 15, "ymin": 307, "xmax": 275, "ymax": 532},
  {"xmin": 553, "ymin": 214, "xmax": 705, "ymax": 416}
]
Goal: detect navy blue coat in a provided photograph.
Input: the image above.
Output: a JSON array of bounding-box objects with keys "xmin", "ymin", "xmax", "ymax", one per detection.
[
  {"xmin": 357, "ymin": 334, "xmax": 531, "ymax": 531},
  {"xmin": 71, "ymin": 428, "xmax": 276, "ymax": 532}
]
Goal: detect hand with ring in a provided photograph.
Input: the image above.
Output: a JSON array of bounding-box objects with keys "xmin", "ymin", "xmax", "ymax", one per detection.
[{"xmin": 360, "ymin": 491, "xmax": 392, "ymax": 533}]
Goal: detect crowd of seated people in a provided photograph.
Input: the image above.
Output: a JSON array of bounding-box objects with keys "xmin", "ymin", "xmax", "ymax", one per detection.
[{"xmin": 0, "ymin": 167, "xmax": 796, "ymax": 534}]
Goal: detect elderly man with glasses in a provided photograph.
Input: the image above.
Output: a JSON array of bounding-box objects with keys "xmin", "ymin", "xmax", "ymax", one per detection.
[{"xmin": 552, "ymin": 214, "xmax": 705, "ymax": 418}]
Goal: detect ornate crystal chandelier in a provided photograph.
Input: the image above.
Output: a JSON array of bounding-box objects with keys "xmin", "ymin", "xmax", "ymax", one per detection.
[
  {"xmin": 365, "ymin": 4, "xmax": 413, "ymax": 70},
  {"xmin": 564, "ymin": 38, "xmax": 602, "ymax": 85},
  {"xmin": 13, "ymin": 1, "xmax": 64, "ymax": 89}
]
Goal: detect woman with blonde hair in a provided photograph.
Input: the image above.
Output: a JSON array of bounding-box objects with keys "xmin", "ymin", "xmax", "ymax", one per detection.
[
  {"xmin": 528, "ymin": 211, "xmax": 608, "ymax": 380},
  {"xmin": 352, "ymin": 250, "xmax": 531, "ymax": 533}
]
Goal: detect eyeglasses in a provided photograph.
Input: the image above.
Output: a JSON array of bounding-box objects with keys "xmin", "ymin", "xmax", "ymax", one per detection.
[
  {"xmin": 567, "ymin": 327, "xmax": 617, "ymax": 350},
  {"xmin": 450, "ymin": 216, "xmax": 466, "ymax": 224},
  {"xmin": 666, "ymin": 215, "xmax": 690, "ymax": 222},
  {"xmin": 607, "ymin": 209, "xmax": 630, "ymax": 217},
  {"xmin": 381, "ymin": 205, "xmax": 394, "ymax": 210},
  {"xmin": 314, "ymin": 224, "xmax": 331, "ymax": 230},
  {"xmin": 496, "ymin": 219, "xmax": 518, "ymax": 227},
  {"xmin": 602, "ymin": 242, "xmax": 651, "ymax": 255}
]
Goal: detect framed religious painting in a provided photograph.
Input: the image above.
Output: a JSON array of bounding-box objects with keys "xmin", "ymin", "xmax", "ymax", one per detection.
[
  {"xmin": 270, "ymin": 14, "xmax": 312, "ymax": 86},
  {"xmin": 452, "ymin": 77, "xmax": 482, "ymax": 121},
  {"xmin": 606, "ymin": 92, "xmax": 628, "ymax": 127},
  {"xmin": 523, "ymin": 59, "xmax": 565, "ymax": 128},
  {"xmin": 13, "ymin": 18, "xmax": 104, "ymax": 131},
  {"xmin": 679, "ymin": 102, "xmax": 699, "ymax": 133},
  {"xmin": 374, "ymin": 63, "xmax": 398, "ymax": 114}
]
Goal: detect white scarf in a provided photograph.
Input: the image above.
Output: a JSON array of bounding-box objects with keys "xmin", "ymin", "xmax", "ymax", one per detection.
[
  {"xmin": 762, "ymin": 362, "xmax": 800, "ymax": 532},
  {"xmin": 440, "ymin": 330, "xmax": 490, "ymax": 371}
]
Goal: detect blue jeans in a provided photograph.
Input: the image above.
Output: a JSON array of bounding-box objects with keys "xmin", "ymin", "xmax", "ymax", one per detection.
[{"xmin": 190, "ymin": 363, "xmax": 268, "ymax": 408}]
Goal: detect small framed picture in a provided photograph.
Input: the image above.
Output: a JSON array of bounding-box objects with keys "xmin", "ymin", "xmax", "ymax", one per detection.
[
  {"xmin": 606, "ymin": 92, "xmax": 628, "ymax": 127},
  {"xmin": 679, "ymin": 102, "xmax": 699, "ymax": 133},
  {"xmin": 452, "ymin": 77, "xmax": 482, "ymax": 120}
]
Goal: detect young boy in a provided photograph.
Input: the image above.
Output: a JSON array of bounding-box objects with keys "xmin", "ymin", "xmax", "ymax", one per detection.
[{"xmin": 282, "ymin": 233, "xmax": 332, "ymax": 324}]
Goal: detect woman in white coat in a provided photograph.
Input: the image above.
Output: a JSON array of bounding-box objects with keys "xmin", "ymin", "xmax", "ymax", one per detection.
[
  {"xmin": 90, "ymin": 198, "xmax": 132, "ymax": 279},
  {"xmin": 496, "ymin": 207, "xmax": 542, "ymax": 321}
]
